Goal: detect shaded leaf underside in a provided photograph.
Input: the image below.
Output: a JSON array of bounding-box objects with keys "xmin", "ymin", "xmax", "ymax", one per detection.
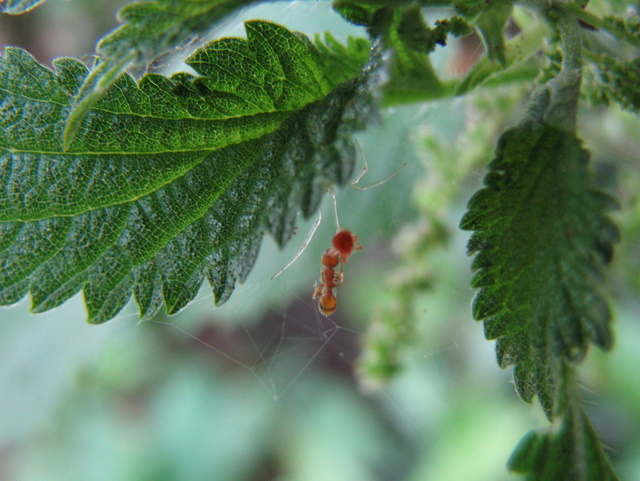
[
  {"xmin": 460, "ymin": 121, "xmax": 618, "ymax": 414},
  {"xmin": 0, "ymin": 21, "xmax": 374, "ymax": 323},
  {"xmin": 508, "ymin": 406, "xmax": 618, "ymax": 480}
]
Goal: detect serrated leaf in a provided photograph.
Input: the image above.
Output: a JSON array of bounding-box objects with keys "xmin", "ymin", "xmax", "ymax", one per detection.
[
  {"xmin": 460, "ymin": 121, "xmax": 619, "ymax": 414},
  {"xmin": 332, "ymin": 1, "xmax": 377, "ymax": 28},
  {"xmin": 0, "ymin": 21, "xmax": 374, "ymax": 323},
  {"xmin": 63, "ymin": 0, "xmax": 262, "ymax": 148},
  {"xmin": 508, "ymin": 408, "xmax": 619, "ymax": 480},
  {"xmin": 601, "ymin": 14, "xmax": 640, "ymax": 49},
  {"xmin": 0, "ymin": 0, "xmax": 47, "ymax": 14},
  {"xmin": 589, "ymin": 55, "xmax": 640, "ymax": 111}
]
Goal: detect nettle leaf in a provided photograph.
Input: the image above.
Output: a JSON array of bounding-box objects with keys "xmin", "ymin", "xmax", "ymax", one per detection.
[
  {"xmin": 63, "ymin": 0, "xmax": 262, "ymax": 147},
  {"xmin": 0, "ymin": 0, "xmax": 48, "ymax": 14},
  {"xmin": 588, "ymin": 55, "xmax": 640, "ymax": 111},
  {"xmin": 508, "ymin": 407, "xmax": 619, "ymax": 480},
  {"xmin": 332, "ymin": 1, "xmax": 377, "ymax": 28},
  {"xmin": 601, "ymin": 14, "xmax": 640, "ymax": 49},
  {"xmin": 460, "ymin": 121, "xmax": 619, "ymax": 415},
  {"xmin": 0, "ymin": 21, "xmax": 373, "ymax": 323},
  {"xmin": 335, "ymin": 4, "xmax": 471, "ymax": 106}
]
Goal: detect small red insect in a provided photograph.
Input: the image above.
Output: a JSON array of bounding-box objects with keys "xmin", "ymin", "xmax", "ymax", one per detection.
[
  {"xmin": 312, "ymin": 230, "xmax": 362, "ymax": 316},
  {"xmin": 332, "ymin": 230, "xmax": 362, "ymax": 263},
  {"xmin": 270, "ymin": 141, "xmax": 405, "ymax": 316}
]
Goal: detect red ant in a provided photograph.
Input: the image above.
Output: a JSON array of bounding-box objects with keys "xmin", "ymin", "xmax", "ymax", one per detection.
[
  {"xmin": 271, "ymin": 141, "xmax": 405, "ymax": 316},
  {"xmin": 312, "ymin": 231, "xmax": 362, "ymax": 315}
]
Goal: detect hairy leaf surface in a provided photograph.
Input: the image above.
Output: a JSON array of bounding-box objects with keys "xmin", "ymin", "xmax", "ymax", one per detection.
[
  {"xmin": 460, "ymin": 121, "xmax": 619, "ymax": 414},
  {"xmin": 0, "ymin": 21, "xmax": 373, "ymax": 323}
]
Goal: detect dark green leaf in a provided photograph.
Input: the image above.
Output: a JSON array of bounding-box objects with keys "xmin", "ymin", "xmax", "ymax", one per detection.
[
  {"xmin": 601, "ymin": 14, "xmax": 640, "ymax": 48},
  {"xmin": 460, "ymin": 121, "xmax": 619, "ymax": 415},
  {"xmin": 332, "ymin": 1, "xmax": 377, "ymax": 27},
  {"xmin": 397, "ymin": 7, "xmax": 471, "ymax": 54},
  {"xmin": 586, "ymin": 55, "xmax": 640, "ymax": 111},
  {"xmin": 0, "ymin": 21, "xmax": 373, "ymax": 323},
  {"xmin": 508, "ymin": 408, "xmax": 619, "ymax": 481}
]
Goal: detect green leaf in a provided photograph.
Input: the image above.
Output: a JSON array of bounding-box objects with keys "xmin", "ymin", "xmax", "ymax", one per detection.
[
  {"xmin": 397, "ymin": 8, "xmax": 471, "ymax": 54},
  {"xmin": 460, "ymin": 121, "xmax": 619, "ymax": 415},
  {"xmin": 587, "ymin": 55, "xmax": 640, "ymax": 111},
  {"xmin": 336, "ymin": 4, "xmax": 471, "ymax": 106},
  {"xmin": 452, "ymin": 21, "xmax": 546, "ymax": 96},
  {"xmin": 0, "ymin": 21, "xmax": 373, "ymax": 323},
  {"xmin": 0, "ymin": 0, "xmax": 48, "ymax": 14},
  {"xmin": 473, "ymin": 0, "xmax": 512, "ymax": 67},
  {"xmin": 63, "ymin": 0, "xmax": 262, "ymax": 148},
  {"xmin": 601, "ymin": 14, "xmax": 640, "ymax": 48},
  {"xmin": 379, "ymin": 6, "xmax": 455, "ymax": 105},
  {"xmin": 454, "ymin": 0, "xmax": 509, "ymax": 19},
  {"xmin": 332, "ymin": 1, "xmax": 377, "ymax": 27},
  {"xmin": 508, "ymin": 408, "xmax": 619, "ymax": 480}
]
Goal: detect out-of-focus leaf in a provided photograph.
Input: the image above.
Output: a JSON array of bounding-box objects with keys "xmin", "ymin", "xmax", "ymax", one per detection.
[
  {"xmin": 0, "ymin": 0, "xmax": 48, "ymax": 14},
  {"xmin": 474, "ymin": 1, "xmax": 512, "ymax": 66}
]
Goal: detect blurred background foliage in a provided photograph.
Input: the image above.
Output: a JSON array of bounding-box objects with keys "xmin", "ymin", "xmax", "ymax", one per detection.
[{"xmin": 1, "ymin": 1, "xmax": 639, "ymax": 480}]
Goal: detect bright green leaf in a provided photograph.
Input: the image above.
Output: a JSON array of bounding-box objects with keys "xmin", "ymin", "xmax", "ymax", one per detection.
[
  {"xmin": 460, "ymin": 121, "xmax": 619, "ymax": 415},
  {"xmin": 63, "ymin": 0, "xmax": 262, "ymax": 148},
  {"xmin": 0, "ymin": 21, "xmax": 373, "ymax": 323}
]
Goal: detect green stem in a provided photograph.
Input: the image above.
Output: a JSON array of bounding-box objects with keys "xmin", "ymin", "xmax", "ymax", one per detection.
[
  {"xmin": 555, "ymin": 7, "xmax": 583, "ymax": 72},
  {"xmin": 533, "ymin": 4, "xmax": 582, "ymax": 131}
]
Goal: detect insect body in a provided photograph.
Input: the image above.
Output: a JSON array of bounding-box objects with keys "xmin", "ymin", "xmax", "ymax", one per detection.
[
  {"xmin": 270, "ymin": 141, "xmax": 404, "ymax": 316},
  {"xmin": 332, "ymin": 230, "xmax": 361, "ymax": 263},
  {"xmin": 312, "ymin": 230, "xmax": 361, "ymax": 316}
]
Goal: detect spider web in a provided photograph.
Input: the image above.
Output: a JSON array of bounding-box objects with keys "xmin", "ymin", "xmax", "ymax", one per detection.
[
  {"xmin": 145, "ymin": 195, "xmax": 369, "ymax": 401},
  {"xmin": 140, "ymin": 128, "xmax": 457, "ymax": 403}
]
